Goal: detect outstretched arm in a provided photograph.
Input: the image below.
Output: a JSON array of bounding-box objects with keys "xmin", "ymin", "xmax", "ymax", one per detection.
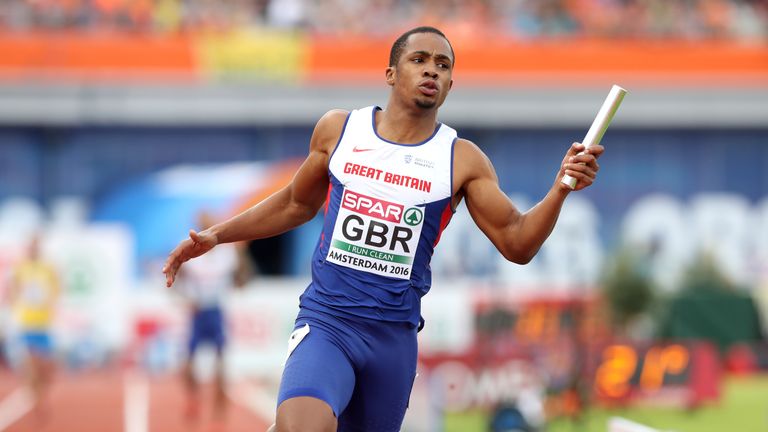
[
  {"xmin": 163, "ymin": 110, "xmax": 348, "ymax": 286},
  {"xmin": 457, "ymin": 140, "xmax": 603, "ymax": 264}
]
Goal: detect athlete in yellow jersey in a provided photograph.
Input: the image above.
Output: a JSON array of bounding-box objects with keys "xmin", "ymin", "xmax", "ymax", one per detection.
[{"xmin": 7, "ymin": 234, "xmax": 60, "ymax": 420}]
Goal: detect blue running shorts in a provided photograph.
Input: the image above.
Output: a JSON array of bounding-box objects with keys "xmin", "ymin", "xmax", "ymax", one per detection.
[
  {"xmin": 277, "ymin": 307, "xmax": 418, "ymax": 432},
  {"xmin": 21, "ymin": 331, "xmax": 53, "ymax": 356},
  {"xmin": 188, "ymin": 306, "xmax": 225, "ymax": 356}
]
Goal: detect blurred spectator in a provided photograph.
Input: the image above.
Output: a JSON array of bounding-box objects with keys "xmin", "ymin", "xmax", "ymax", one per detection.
[
  {"xmin": 0, "ymin": 0, "xmax": 765, "ymax": 41},
  {"xmin": 4, "ymin": 232, "xmax": 61, "ymax": 423}
]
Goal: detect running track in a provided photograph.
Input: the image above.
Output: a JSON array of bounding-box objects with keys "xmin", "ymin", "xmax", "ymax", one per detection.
[{"xmin": 0, "ymin": 368, "xmax": 271, "ymax": 432}]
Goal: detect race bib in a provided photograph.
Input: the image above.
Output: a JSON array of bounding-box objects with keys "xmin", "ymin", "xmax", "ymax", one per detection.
[{"xmin": 326, "ymin": 189, "xmax": 424, "ymax": 280}]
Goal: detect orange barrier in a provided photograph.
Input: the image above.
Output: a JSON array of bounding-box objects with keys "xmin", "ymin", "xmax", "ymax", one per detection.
[
  {"xmin": 0, "ymin": 31, "xmax": 766, "ymax": 87},
  {"xmin": 307, "ymin": 36, "xmax": 768, "ymax": 87},
  {"xmin": 0, "ymin": 32, "xmax": 198, "ymax": 81}
]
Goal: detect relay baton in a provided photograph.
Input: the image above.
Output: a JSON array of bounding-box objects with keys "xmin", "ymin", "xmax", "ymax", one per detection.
[{"xmin": 561, "ymin": 84, "xmax": 627, "ymax": 189}]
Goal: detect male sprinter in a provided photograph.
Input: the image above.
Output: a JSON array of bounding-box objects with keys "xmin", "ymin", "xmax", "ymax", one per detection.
[{"xmin": 164, "ymin": 26, "xmax": 603, "ymax": 432}]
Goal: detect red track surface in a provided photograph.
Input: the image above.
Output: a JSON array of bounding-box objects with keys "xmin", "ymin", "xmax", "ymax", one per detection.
[{"xmin": 0, "ymin": 368, "xmax": 270, "ymax": 432}]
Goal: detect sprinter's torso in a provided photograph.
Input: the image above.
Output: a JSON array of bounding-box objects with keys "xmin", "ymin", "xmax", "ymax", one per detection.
[{"xmin": 301, "ymin": 106, "xmax": 457, "ymax": 325}]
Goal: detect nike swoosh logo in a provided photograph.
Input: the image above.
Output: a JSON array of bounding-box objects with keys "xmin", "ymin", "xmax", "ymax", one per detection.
[{"xmin": 352, "ymin": 146, "xmax": 376, "ymax": 153}]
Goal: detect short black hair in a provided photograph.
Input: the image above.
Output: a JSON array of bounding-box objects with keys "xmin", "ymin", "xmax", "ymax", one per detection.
[{"xmin": 389, "ymin": 26, "xmax": 455, "ymax": 67}]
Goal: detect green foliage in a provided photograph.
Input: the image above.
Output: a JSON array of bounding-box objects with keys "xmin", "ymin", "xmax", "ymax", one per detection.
[
  {"xmin": 679, "ymin": 252, "xmax": 733, "ymax": 293},
  {"xmin": 601, "ymin": 248, "xmax": 655, "ymax": 330},
  {"xmin": 657, "ymin": 252, "xmax": 759, "ymax": 351}
]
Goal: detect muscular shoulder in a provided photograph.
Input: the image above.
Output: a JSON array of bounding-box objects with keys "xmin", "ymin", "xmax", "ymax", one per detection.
[
  {"xmin": 454, "ymin": 138, "xmax": 496, "ymax": 190},
  {"xmin": 454, "ymin": 138, "xmax": 486, "ymax": 161},
  {"xmin": 319, "ymin": 109, "xmax": 349, "ymax": 127},
  {"xmin": 311, "ymin": 109, "xmax": 350, "ymax": 153}
]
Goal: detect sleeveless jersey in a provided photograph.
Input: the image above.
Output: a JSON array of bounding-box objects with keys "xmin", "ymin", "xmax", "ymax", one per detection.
[
  {"xmin": 181, "ymin": 244, "xmax": 238, "ymax": 308},
  {"xmin": 12, "ymin": 260, "xmax": 59, "ymax": 330},
  {"xmin": 300, "ymin": 106, "xmax": 457, "ymax": 326}
]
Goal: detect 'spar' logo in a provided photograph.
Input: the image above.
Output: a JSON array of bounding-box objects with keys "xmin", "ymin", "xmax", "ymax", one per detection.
[{"xmin": 404, "ymin": 208, "xmax": 423, "ymax": 226}]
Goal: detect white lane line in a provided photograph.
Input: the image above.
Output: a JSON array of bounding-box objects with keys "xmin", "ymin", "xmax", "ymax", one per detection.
[
  {"xmin": 226, "ymin": 381, "xmax": 275, "ymax": 424},
  {"xmin": 0, "ymin": 387, "xmax": 34, "ymax": 431},
  {"xmin": 123, "ymin": 371, "xmax": 149, "ymax": 432},
  {"xmin": 608, "ymin": 417, "xmax": 665, "ymax": 432}
]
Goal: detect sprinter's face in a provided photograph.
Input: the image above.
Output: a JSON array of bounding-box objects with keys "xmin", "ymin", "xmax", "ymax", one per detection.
[{"xmin": 387, "ymin": 33, "xmax": 454, "ymax": 111}]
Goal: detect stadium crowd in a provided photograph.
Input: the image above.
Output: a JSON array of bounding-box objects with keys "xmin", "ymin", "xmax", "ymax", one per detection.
[{"xmin": 0, "ymin": 0, "xmax": 766, "ymax": 40}]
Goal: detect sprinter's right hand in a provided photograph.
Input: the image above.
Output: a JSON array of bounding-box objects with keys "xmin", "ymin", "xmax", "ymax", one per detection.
[{"xmin": 162, "ymin": 229, "xmax": 217, "ymax": 287}]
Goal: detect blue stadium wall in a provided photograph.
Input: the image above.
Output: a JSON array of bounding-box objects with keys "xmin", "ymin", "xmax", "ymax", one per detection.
[{"xmin": 2, "ymin": 126, "xmax": 767, "ymax": 274}]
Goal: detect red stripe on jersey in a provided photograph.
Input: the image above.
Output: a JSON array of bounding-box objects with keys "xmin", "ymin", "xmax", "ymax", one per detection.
[
  {"xmin": 321, "ymin": 182, "xmax": 334, "ymax": 244},
  {"xmin": 323, "ymin": 182, "xmax": 333, "ymax": 215},
  {"xmin": 432, "ymin": 202, "xmax": 454, "ymax": 248}
]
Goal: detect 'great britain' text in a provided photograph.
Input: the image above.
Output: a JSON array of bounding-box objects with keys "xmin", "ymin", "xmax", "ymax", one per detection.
[{"xmin": 343, "ymin": 162, "xmax": 431, "ymax": 193}]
